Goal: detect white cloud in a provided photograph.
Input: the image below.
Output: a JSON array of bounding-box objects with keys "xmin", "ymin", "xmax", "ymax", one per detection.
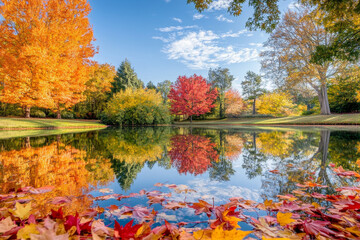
[
  {"xmin": 193, "ymin": 13, "xmax": 205, "ymax": 20},
  {"xmin": 160, "ymin": 30, "xmax": 260, "ymax": 69},
  {"xmin": 288, "ymin": 2, "xmax": 301, "ymax": 9},
  {"xmin": 249, "ymin": 43, "xmax": 263, "ymax": 47},
  {"xmin": 173, "ymin": 17, "xmax": 182, "ymax": 23},
  {"xmin": 221, "ymin": 30, "xmax": 248, "ymax": 38},
  {"xmin": 169, "ymin": 179, "xmax": 261, "ymax": 203},
  {"xmin": 209, "ymin": 0, "xmax": 232, "ymax": 10},
  {"xmin": 157, "ymin": 25, "xmax": 197, "ymax": 32},
  {"xmin": 216, "ymin": 14, "xmax": 233, "ymax": 23}
]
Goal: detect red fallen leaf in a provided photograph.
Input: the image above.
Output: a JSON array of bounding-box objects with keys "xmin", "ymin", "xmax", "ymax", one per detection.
[
  {"xmin": 131, "ymin": 206, "xmax": 151, "ymax": 221},
  {"xmin": 114, "ymin": 219, "xmax": 142, "ymax": 239},
  {"xmin": 303, "ymin": 219, "xmax": 338, "ymax": 238},
  {"xmin": 107, "ymin": 205, "xmax": 119, "ymax": 211},
  {"xmin": 95, "ymin": 193, "xmax": 123, "ymax": 201},
  {"xmin": 29, "ymin": 186, "xmax": 55, "ymax": 194},
  {"xmin": 269, "ymin": 170, "xmax": 280, "ymax": 174},
  {"xmin": 50, "ymin": 207, "xmax": 64, "ymax": 220},
  {"xmin": 50, "ymin": 196, "xmax": 71, "ymax": 204},
  {"xmin": 139, "ymin": 189, "xmax": 146, "ymax": 195},
  {"xmin": 163, "ymin": 201, "xmax": 187, "ymax": 210},
  {"xmin": 310, "ymin": 192, "xmax": 326, "ymax": 199},
  {"xmin": 341, "ymin": 200, "xmax": 360, "ymax": 211},
  {"xmin": 81, "ymin": 209, "xmax": 99, "ymax": 218},
  {"xmin": 265, "ymin": 216, "xmax": 277, "ymax": 225},
  {"xmin": 154, "ymin": 183, "xmax": 164, "ymax": 187},
  {"xmin": 165, "ymin": 184, "xmax": 178, "ymax": 189},
  {"xmin": 3, "ymin": 226, "xmax": 23, "ymax": 237},
  {"xmin": 329, "ymin": 163, "xmax": 336, "ymax": 167},
  {"xmin": 64, "ymin": 213, "xmax": 81, "ymax": 235},
  {"xmin": 0, "ymin": 194, "xmax": 15, "ymax": 201},
  {"xmin": 79, "ymin": 220, "xmax": 92, "ymax": 233},
  {"xmin": 190, "ymin": 200, "xmax": 213, "ymax": 217},
  {"xmin": 278, "ymin": 201, "xmax": 303, "ymax": 211},
  {"xmin": 28, "ymin": 214, "xmax": 36, "ymax": 224},
  {"xmin": 153, "ymin": 220, "xmax": 180, "ymax": 237}
]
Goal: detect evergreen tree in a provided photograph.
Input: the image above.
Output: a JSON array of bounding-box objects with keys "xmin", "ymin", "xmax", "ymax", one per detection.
[
  {"xmin": 208, "ymin": 67, "xmax": 234, "ymax": 118},
  {"xmin": 146, "ymin": 81, "xmax": 156, "ymax": 90},
  {"xmin": 111, "ymin": 59, "xmax": 143, "ymax": 95},
  {"xmin": 157, "ymin": 80, "xmax": 172, "ymax": 104},
  {"xmin": 241, "ymin": 71, "xmax": 265, "ymax": 115}
]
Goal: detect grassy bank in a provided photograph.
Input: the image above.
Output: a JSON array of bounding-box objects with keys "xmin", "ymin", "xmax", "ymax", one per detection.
[
  {"xmin": 174, "ymin": 113, "xmax": 360, "ymax": 126},
  {"xmin": 0, "ymin": 117, "xmax": 107, "ymax": 130}
]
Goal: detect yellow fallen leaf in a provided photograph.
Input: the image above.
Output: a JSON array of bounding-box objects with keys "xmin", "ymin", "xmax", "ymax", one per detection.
[
  {"xmin": 346, "ymin": 226, "xmax": 360, "ymax": 236},
  {"xmin": 0, "ymin": 216, "xmax": 17, "ymax": 233},
  {"xmin": 312, "ymin": 202, "xmax": 320, "ymax": 208},
  {"xmin": 12, "ymin": 202, "xmax": 32, "ymax": 220},
  {"xmin": 277, "ymin": 212, "xmax": 295, "ymax": 226},
  {"xmin": 223, "ymin": 209, "xmax": 242, "ymax": 228},
  {"xmin": 211, "ymin": 225, "xmax": 252, "ymax": 240},
  {"xmin": 17, "ymin": 224, "xmax": 39, "ymax": 239},
  {"xmin": 264, "ymin": 199, "xmax": 273, "ymax": 208},
  {"xmin": 193, "ymin": 229, "xmax": 212, "ymax": 240}
]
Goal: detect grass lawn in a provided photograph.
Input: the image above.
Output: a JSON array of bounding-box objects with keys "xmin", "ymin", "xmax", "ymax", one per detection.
[
  {"xmin": 0, "ymin": 117, "xmax": 107, "ymax": 129},
  {"xmin": 174, "ymin": 113, "xmax": 360, "ymax": 126},
  {"xmin": 0, "ymin": 128, "xmax": 104, "ymax": 139}
]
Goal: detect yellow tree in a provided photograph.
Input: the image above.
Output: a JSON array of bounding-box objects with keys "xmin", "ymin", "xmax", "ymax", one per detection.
[
  {"xmin": 0, "ymin": 0, "xmax": 96, "ymax": 118},
  {"xmin": 261, "ymin": 8, "xmax": 350, "ymax": 115}
]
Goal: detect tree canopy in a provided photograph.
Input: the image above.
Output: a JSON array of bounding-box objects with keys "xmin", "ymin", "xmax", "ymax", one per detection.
[
  {"xmin": 111, "ymin": 59, "xmax": 144, "ymax": 95},
  {"xmin": 241, "ymin": 71, "xmax": 265, "ymax": 114},
  {"xmin": 208, "ymin": 67, "xmax": 235, "ymax": 118}
]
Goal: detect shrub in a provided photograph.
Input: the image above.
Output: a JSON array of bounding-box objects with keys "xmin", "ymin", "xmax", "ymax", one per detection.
[
  {"xmin": 102, "ymin": 88, "xmax": 171, "ymax": 126},
  {"xmin": 61, "ymin": 111, "xmax": 74, "ymax": 119},
  {"xmin": 30, "ymin": 110, "xmax": 46, "ymax": 118}
]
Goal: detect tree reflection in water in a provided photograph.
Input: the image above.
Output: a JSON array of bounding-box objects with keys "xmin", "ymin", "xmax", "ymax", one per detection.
[{"xmin": 1, "ymin": 127, "xmax": 360, "ymax": 210}]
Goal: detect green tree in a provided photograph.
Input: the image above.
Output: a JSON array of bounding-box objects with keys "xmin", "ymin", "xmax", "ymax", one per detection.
[
  {"xmin": 208, "ymin": 68, "xmax": 235, "ymax": 119},
  {"xmin": 241, "ymin": 71, "xmax": 265, "ymax": 115},
  {"xmin": 111, "ymin": 59, "xmax": 144, "ymax": 95},
  {"xmin": 146, "ymin": 81, "xmax": 157, "ymax": 90},
  {"xmin": 157, "ymin": 80, "xmax": 172, "ymax": 104},
  {"xmin": 328, "ymin": 68, "xmax": 360, "ymax": 113}
]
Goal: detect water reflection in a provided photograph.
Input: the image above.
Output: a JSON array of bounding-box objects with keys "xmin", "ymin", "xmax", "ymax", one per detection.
[{"xmin": 0, "ymin": 127, "xmax": 360, "ymax": 207}]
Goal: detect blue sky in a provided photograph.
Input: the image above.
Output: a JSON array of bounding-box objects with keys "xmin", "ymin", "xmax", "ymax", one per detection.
[{"xmin": 89, "ymin": 0, "xmax": 297, "ymax": 90}]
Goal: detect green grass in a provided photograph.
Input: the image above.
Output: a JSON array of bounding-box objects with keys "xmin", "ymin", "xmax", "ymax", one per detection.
[
  {"xmin": 0, "ymin": 117, "xmax": 107, "ymax": 129},
  {"xmin": 174, "ymin": 114, "xmax": 360, "ymax": 126},
  {"xmin": 0, "ymin": 128, "xmax": 104, "ymax": 139}
]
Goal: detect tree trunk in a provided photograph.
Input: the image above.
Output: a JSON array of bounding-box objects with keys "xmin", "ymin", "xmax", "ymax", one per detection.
[
  {"xmin": 317, "ymin": 130, "xmax": 332, "ymax": 187},
  {"xmin": 252, "ymin": 99, "xmax": 256, "ymax": 115},
  {"xmin": 24, "ymin": 106, "xmax": 31, "ymax": 118},
  {"xmin": 56, "ymin": 105, "xmax": 61, "ymax": 119},
  {"xmin": 319, "ymin": 84, "xmax": 331, "ymax": 115},
  {"xmin": 25, "ymin": 136, "xmax": 31, "ymax": 148},
  {"xmin": 190, "ymin": 115, "xmax": 192, "ymax": 124}
]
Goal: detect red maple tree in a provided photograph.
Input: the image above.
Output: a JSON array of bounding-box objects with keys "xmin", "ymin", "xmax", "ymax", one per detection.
[
  {"xmin": 169, "ymin": 134, "xmax": 219, "ymax": 175},
  {"xmin": 168, "ymin": 75, "xmax": 218, "ymax": 123}
]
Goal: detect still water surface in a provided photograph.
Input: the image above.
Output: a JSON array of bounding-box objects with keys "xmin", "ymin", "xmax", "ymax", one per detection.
[{"xmin": 1, "ymin": 127, "xmax": 359, "ymax": 225}]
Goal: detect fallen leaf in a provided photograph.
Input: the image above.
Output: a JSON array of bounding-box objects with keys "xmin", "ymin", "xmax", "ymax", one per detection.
[
  {"xmin": 0, "ymin": 217, "xmax": 17, "ymax": 233},
  {"xmin": 277, "ymin": 212, "xmax": 295, "ymax": 226}
]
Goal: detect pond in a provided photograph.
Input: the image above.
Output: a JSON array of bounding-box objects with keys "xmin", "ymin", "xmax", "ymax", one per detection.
[{"xmin": 1, "ymin": 126, "xmax": 360, "ymax": 236}]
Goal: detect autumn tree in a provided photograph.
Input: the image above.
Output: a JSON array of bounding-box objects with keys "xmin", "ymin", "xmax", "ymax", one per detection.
[
  {"xmin": 74, "ymin": 63, "xmax": 115, "ymax": 118},
  {"xmin": 241, "ymin": 71, "xmax": 265, "ymax": 115},
  {"xmin": 224, "ymin": 89, "xmax": 246, "ymax": 117},
  {"xmin": 0, "ymin": 0, "xmax": 96, "ymax": 118},
  {"xmin": 111, "ymin": 59, "xmax": 144, "ymax": 95},
  {"xmin": 208, "ymin": 67, "xmax": 235, "ymax": 119},
  {"xmin": 261, "ymin": 8, "xmax": 350, "ymax": 115},
  {"xmin": 157, "ymin": 80, "xmax": 172, "ymax": 104},
  {"xmin": 168, "ymin": 75, "xmax": 218, "ymax": 123},
  {"xmin": 169, "ymin": 134, "xmax": 219, "ymax": 175},
  {"xmin": 257, "ymin": 92, "xmax": 299, "ymax": 117}
]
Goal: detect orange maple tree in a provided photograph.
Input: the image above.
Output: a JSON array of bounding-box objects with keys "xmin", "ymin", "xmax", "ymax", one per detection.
[{"xmin": 0, "ymin": 0, "xmax": 96, "ymax": 118}]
